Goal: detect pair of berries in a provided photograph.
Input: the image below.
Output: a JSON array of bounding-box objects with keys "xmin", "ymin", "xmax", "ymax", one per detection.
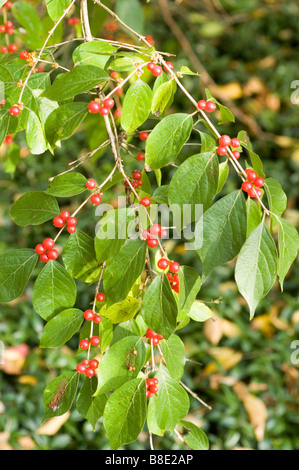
[
  {"xmin": 67, "ymin": 17, "xmax": 80, "ymax": 25},
  {"xmin": 167, "ymin": 272, "xmax": 180, "ymax": 293},
  {"xmin": 147, "ymin": 61, "xmax": 173, "ymax": 77},
  {"xmin": 76, "ymin": 358, "xmax": 99, "ymax": 377},
  {"xmin": 53, "ymin": 211, "xmax": 77, "ymax": 233},
  {"xmin": 35, "ymin": 238, "xmax": 58, "ymax": 263},
  {"xmin": 86, "ymin": 179, "xmax": 102, "ymax": 205},
  {"xmin": 4, "ymin": 135, "xmax": 12, "ymax": 144},
  {"xmin": 142, "ymin": 224, "xmax": 166, "ymax": 248},
  {"xmin": 242, "ymin": 169, "xmax": 264, "ymax": 198},
  {"xmin": 88, "ymin": 98, "xmax": 115, "ymax": 116},
  {"xmin": 83, "ymin": 310, "xmax": 102, "ymax": 323},
  {"xmin": 146, "ymin": 377, "xmax": 159, "ymax": 397},
  {"xmin": 197, "ymin": 100, "xmax": 217, "ymax": 113},
  {"xmin": 157, "ymin": 259, "xmax": 180, "ymax": 273},
  {"xmin": 146, "ymin": 328, "xmax": 164, "ymax": 346},
  {"xmin": 0, "ymin": 43, "xmax": 17, "ymax": 54},
  {"xmin": 0, "ymin": 20, "xmax": 14, "ymax": 35},
  {"xmin": 79, "ymin": 336, "xmax": 100, "ymax": 349},
  {"xmin": 216, "ymin": 135, "xmax": 241, "ymax": 158}
]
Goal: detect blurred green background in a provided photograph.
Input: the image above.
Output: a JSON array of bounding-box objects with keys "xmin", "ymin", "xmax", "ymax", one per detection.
[{"xmin": 0, "ymin": 0, "xmax": 299, "ymax": 450}]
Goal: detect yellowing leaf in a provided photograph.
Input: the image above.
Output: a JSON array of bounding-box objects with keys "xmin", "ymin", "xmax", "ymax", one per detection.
[
  {"xmin": 203, "ymin": 317, "xmax": 222, "ymax": 345},
  {"xmin": 218, "ymin": 82, "xmax": 243, "ymax": 100},
  {"xmin": 18, "ymin": 375, "xmax": 38, "ymax": 386},
  {"xmin": 243, "ymin": 394, "xmax": 267, "ymax": 441},
  {"xmin": 37, "ymin": 412, "xmax": 70, "ymax": 435}
]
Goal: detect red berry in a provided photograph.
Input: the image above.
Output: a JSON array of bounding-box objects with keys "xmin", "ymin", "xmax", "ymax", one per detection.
[
  {"xmin": 145, "ymin": 35, "xmax": 155, "ymax": 45},
  {"xmin": 152, "ymin": 65, "xmax": 162, "ymax": 77},
  {"xmin": 0, "ymin": 45, "xmax": 8, "ymax": 53},
  {"xmin": 72, "ymin": 18, "xmax": 80, "ymax": 24},
  {"xmin": 140, "ymin": 197, "xmax": 151, "ymax": 207},
  {"xmin": 151, "ymin": 337, "xmax": 159, "ymax": 346},
  {"xmin": 4, "ymin": 135, "xmax": 13, "ymax": 144},
  {"xmin": 4, "ymin": 2, "xmax": 13, "ymax": 8},
  {"xmin": 232, "ymin": 150, "xmax": 240, "ymax": 159},
  {"xmin": 53, "ymin": 216, "xmax": 64, "ymax": 228},
  {"xmin": 8, "ymin": 44, "xmax": 18, "ymax": 53},
  {"xmin": 10, "ymin": 105, "xmax": 21, "ymax": 116},
  {"xmin": 40, "ymin": 253, "xmax": 49, "ymax": 263},
  {"xmin": 147, "ymin": 238, "xmax": 158, "ymax": 248},
  {"xmin": 86, "ymin": 179, "xmax": 97, "ymax": 190},
  {"xmin": 84, "ymin": 310, "xmax": 95, "ymax": 321},
  {"xmin": 114, "ymin": 108, "xmax": 122, "ymax": 118},
  {"xmin": 43, "ymin": 238, "xmax": 55, "ymax": 250},
  {"xmin": 60, "ymin": 210, "xmax": 70, "ymax": 221},
  {"xmin": 254, "ymin": 177, "xmax": 265, "ymax": 188},
  {"xmin": 103, "ymin": 98, "xmax": 114, "ymax": 109},
  {"xmin": 93, "ymin": 315, "xmax": 102, "ymax": 324},
  {"xmin": 115, "ymin": 87, "xmax": 123, "ymax": 95},
  {"xmin": 19, "ymin": 50, "xmax": 29, "ymax": 60},
  {"xmin": 255, "ymin": 188, "xmax": 263, "ymax": 198},
  {"xmin": 150, "ymin": 224, "xmax": 162, "ymax": 236},
  {"xmin": 166, "ymin": 273, "xmax": 173, "ymax": 282},
  {"xmin": 146, "ymin": 378, "xmax": 155, "ymax": 387},
  {"xmin": 217, "ymin": 146, "xmax": 228, "ymax": 156},
  {"xmin": 66, "ymin": 216, "xmax": 77, "ymax": 226},
  {"xmin": 152, "ymin": 378, "xmax": 159, "ymax": 385},
  {"xmin": 90, "ymin": 193, "xmax": 102, "ymax": 205},
  {"xmin": 147, "ymin": 62, "xmax": 155, "ymax": 71},
  {"xmin": 197, "ymin": 100, "xmax": 206, "ymax": 110},
  {"xmin": 85, "ymin": 367, "xmax": 95, "ymax": 378},
  {"xmin": 160, "ymin": 229, "xmax": 167, "ymax": 238},
  {"xmin": 156, "ymin": 334, "xmax": 164, "ymax": 341},
  {"xmin": 67, "ymin": 226, "xmax": 76, "ymax": 234},
  {"xmin": 205, "ymin": 101, "xmax": 217, "ymax": 113},
  {"xmin": 142, "ymin": 229, "xmax": 151, "ymax": 240},
  {"xmin": 149, "ymin": 385, "xmax": 158, "ymax": 394},
  {"xmin": 139, "ymin": 132, "xmax": 149, "ymax": 141},
  {"xmin": 79, "ymin": 339, "xmax": 89, "ymax": 350},
  {"xmin": 169, "ymin": 261, "xmax": 180, "ymax": 273},
  {"xmin": 132, "ymin": 170, "xmax": 142, "ymax": 181},
  {"xmin": 99, "ymin": 106, "xmax": 109, "ymax": 116},
  {"xmin": 47, "ymin": 249, "xmax": 59, "ymax": 261},
  {"xmin": 5, "ymin": 21, "xmax": 13, "ymax": 29},
  {"xmin": 89, "ymin": 359, "xmax": 99, "ymax": 370},
  {"xmin": 0, "ymin": 25, "xmax": 6, "ymax": 33},
  {"xmin": 82, "ymin": 359, "xmax": 89, "ymax": 366},
  {"xmin": 76, "ymin": 363, "xmax": 86, "ymax": 374},
  {"xmin": 231, "ymin": 138, "xmax": 241, "ymax": 148},
  {"xmin": 157, "ymin": 258, "xmax": 169, "ymax": 270},
  {"xmin": 137, "ymin": 153, "xmax": 145, "ymax": 161},
  {"xmin": 163, "ymin": 61, "xmax": 173, "ymax": 71},
  {"xmin": 247, "ymin": 187, "xmax": 258, "ymax": 198},
  {"xmin": 172, "ymin": 282, "xmax": 180, "ymax": 293},
  {"xmin": 247, "ymin": 170, "xmax": 258, "ymax": 182},
  {"xmin": 88, "ymin": 101, "xmax": 101, "ymax": 114},
  {"xmin": 110, "ymin": 71, "xmax": 118, "ymax": 79},
  {"xmin": 173, "ymin": 273, "xmax": 179, "ymax": 283},
  {"xmin": 90, "ymin": 336, "xmax": 100, "ymax": 346},
  {"xmin": 242, "ymin": 181, "xmax": 252, "ymax": 192},
  {"xmin": 96, "ymin": 293, "xmax": 105, "ymax": 302},
  {"xmin": 146, "ymin": 328, "xmax": 155, "ymax": 339},
  {"xmin": 6, "ymin": 28, "xmax": 14, "ymax": 35},
  {"xmin": 35, "ymin": 244, "xmax": 45, "ymax": 255},
  {"xmin": 219, "ymin": 135, "xmax": 231, "ymax": 147}
]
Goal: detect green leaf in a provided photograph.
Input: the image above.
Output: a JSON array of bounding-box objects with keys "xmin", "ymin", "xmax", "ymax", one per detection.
[
  {"xmin": 238, "ymin": 130, "xmax": 265, "ymax": 178},
  {"xmin": 205, "ymin": 89, "xmax": 235, "ymax": 125},
  {"xmin": 46, "ymin": 172, "xmax": 87, "ymax": 197},
  {"xmin": 99, "ymin": 317, "xmax": 114, "ymax": 354},
  {"xmin": 10, "ymin": 191, "xmax": 59, "ymax": 226},
  {"xmin": 4, "ymin": 144, "xmax": 20, "ymax": 175},
  {"xmin": 160, "ymin": 335, "xmax": 185, "ymax": 381},
  {"xmin": 41, "ymin": 65, "xmax": 108, "ymax": 101},
  {"xmin": 40, "ymin": 308, "xmax": 83, "ymax": 348},
  {"xmin": 246, "ymin": 197, "xmax": 262, "ymax": 237},
  {"xmin": 152, "ymin": 368, "xmax": 189, "ymax": 431},
  {"xmin": 235, "ymin": 221, "xmax": 278, "ymax": 319},
  {"xmin": 141, "ymin": 273, "xmax": 178, "ymax": 339},
  {"xmin": 12, "ymin": 1, "xmax": 44, "ymax": 44},
  {"xmin": 151, "ymin": 80, "xmax": 173, "ymax": 115},
  {"xmin": 76, "ymin": 377, "xmax": 107, "ymax": 431},
  {"xmin": 180, "ymin": 66, "xmax": 200, "ymax": 76},
  {"xmin": 104, "ymin": 240, "xmax": 147, "ymax": 306},
  {"xmin": 276, "ymin": 216, "xmax": 299, "ymax": 290},
  {"xmin": 187, "ymin": 300, "xmax": 214, "ymax": 322},
  {"xmin": 45, "ymin": 102, "xmax": 88, "ymax": 147},
  {"xmin": 46, "ymin": 0, "xmax": 72, "ymax": 22},
  {"xmin": 32, "ymin": 260, "xmax": 77, "ymax": 321},
  {"xmin": 217, "ymin": 161, "xmax": 229, "ymax": 193},
  {"xmin": 116, "ymin": 0, "xmax": 145, "ymax": 35},
  {"xmin": 95, "ymin": 208, "xmax": 136, "ymax": 264},
  {"xmin": 95, "ymin": 336, "xmax": 146, "ymax": 395},
  {"xmin": 178, "ymin": 266, "xmax": 201, "ymax": 314},
  {"xmin": 197, "ymin": 190, "xmax": 247, "ymax": 277},
  {"xmin": 73, "ymin": 41, "xmax": 116, "ymax": 69},
  {"xmin": 145, "ymin": 114, "xmax": 193, "ymax": 169},
  {"xmin": 121, "ymin": 79, "xmax": 152, "ymax": 133},
  {"xmin": 0, "ymin": 249, "xmax": 38, "ymax": 302},
  {"xmin": 101, "ymin": 297, "xmax": 141, "ymax": 324},
  {"xmin": 42, "ymin": 371, "xmax": 78, "ymax": 423},
  {"xmin": 147, "ymin": 399, "xmax": 165, "ymax": 436},
  {"xmin": 264, "ymin": 177, "xmax": 287, "ymax": 228},
  {"xmin": 103, "ymin": 378, "xmax": 147, "ymax": 450},
  {"xmin": 62, "ymin": 229, "xmax": 100, "ymax": 283},
  {"xmin": 180, "ymin": 421, "xmax": 209, "ymax": 450},
  {"xmin": 199, "ymin": 131, "xmax": 216, "ymax": 153},
  {"xmin": 25, "ymin": 110, "xmax": 48, "ymax": 155},
  {"xmin": 168, "ymin": 152, "xmax": 219, "ymax": 221}
]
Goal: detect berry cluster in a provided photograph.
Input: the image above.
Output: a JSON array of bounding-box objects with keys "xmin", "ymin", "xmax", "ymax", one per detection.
[
  {"xmin": 146, "ymin": 377, "xmax": 159, "ymax": 397},
  {"xmin": 156, "ymin": 259, "xmax": 180, "ymax": 293},
  {"xmin": 197, "ymin": 100, "xmax": 217, "ymax": 113},
  {"xmin": 88, "ymin": 98, "xmax": 115, "ymax": 116},
  {"xmin": 0, "ymin": 20, "xmax": 14, "ymax": 37},
  {"xmin": 242, "ymin": 169, "xmax": 264, "ymax": 198},
  {"xmin": 83, "ymin": 309, "xmax": 102, "ymax": 323},
  {"xmin": 167, "ymin": 272, "xmax": 180, "ymax": 293},
  {"xmin": 76, "ymin": 358, "xmax": 99, "ymax": 378},
  {"xmin": 53, "ymin": 211, "xmax": 77, "ymax": 233},
  {"xmin": 124, "ymin": 170, "xmax": 143, "ymax": 189},
  {"xmin": 86, "ymin": 179, "xmax": 102, "ymax": 205},
  {"xmin": 79, "ymin": 336, "xmax": 101, "ymax": 349},
  {"xmin": 145, "ymin": 328, "xmax": 164, "ymax": 346},
  {"xmin": 67, "ymin": 17, "xmax": 80, "ymax": 25},
  {"xmin": 216, "ymin": 135, "xmax": 241, "ymax": 159},
  {"xmin": 142, "ymin": 224, "xmax": 167, "ymax": 248},
  {"xmin": 35, "ymin": 238, "xmax": 58, "ymax": 263},
  {"xmin": 147, "ymin": 60, "xmax": 173, "ymax": 77}
]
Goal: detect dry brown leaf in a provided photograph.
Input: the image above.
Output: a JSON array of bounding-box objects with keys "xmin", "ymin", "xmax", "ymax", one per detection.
[
  {"xmin": 243, "ymin": 393, "xmax": 267, "ymax": 441},
  {"xmin": 291, "ymin": 310, "xmax": 299, "ymax": 325},
  {"xmin": 243, "ymin": 77, "xmax": 267, "ymax": 96},
  {"xmin": 0, "ymin": 348, "xmax": 26, "ymax": 375},
  {"xmin": 209, "ymin": 374, "xmax": 238, "ymax": 390},
  {"xmin": 17, "ymin": 375, "xmax": 38, "ymax": 386},
  {"xmin": 218, "ymin": 82, "xmax": 243, "ymax": 100},
  {"xmin": 251, "ymin": 314, "xmax": 275, "ymax": 338},
  {"xmin": 0, "ymin": 432, "xmax": 12, "ymax": 450},
  {"xmin": 203, "ymin": 317, "xmax": 222, "ymax": 345},
  {"xmin": 218, "ymin": 281, "xmax": 237, "ymax": 293},
  {"xmin": 17, "ymin": 436, "xmax": 36, "ymax": 450},
  {"xmin": 36, "ymin": 412, "xmax": 70, "ymax": 436},
  {"xmin": 220, "ymin": 319, "xmax": 241, "ymax": 338},
  {"xmin": 203, "ymin": 347, "xmax": 242, "ymax": 374}
]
